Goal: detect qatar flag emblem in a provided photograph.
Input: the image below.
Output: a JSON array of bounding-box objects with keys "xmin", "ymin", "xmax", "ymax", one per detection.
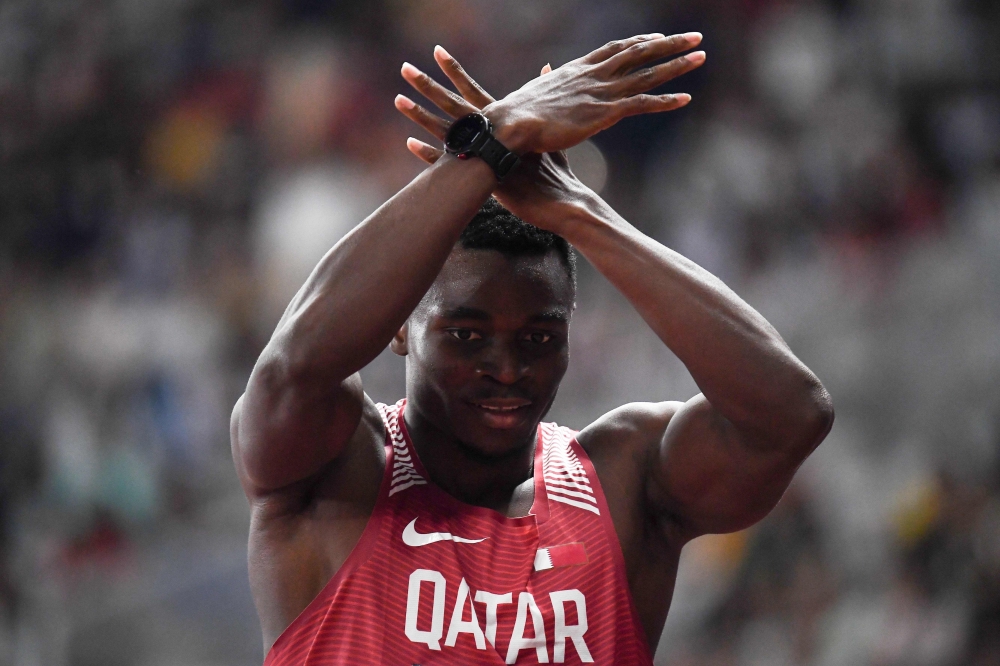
[{"xmin": 533, "ymin": 542, "xmax": 589, "ymax": 571}]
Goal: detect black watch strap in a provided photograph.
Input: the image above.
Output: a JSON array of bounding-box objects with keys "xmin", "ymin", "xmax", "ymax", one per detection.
[
  {"xmin": 478, "ymin": 135, "xmax": 520, "ymax": 181},
  {"xmin": 445, "ymin": 113, "xmax": 520, "ymax": 181}
]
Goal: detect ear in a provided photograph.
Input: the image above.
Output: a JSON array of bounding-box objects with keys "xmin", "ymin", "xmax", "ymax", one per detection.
[{"xmin": 390, "ymin": 322, "xmax": 409, "ymax": 356}]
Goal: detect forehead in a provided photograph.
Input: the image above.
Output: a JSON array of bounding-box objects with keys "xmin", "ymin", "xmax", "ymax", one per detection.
[{"xmin": 419, "ymin": 247, "xmax": 575, "ymax": 321}]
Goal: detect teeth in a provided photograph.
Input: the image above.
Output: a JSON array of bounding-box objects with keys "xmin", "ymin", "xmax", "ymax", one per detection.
[{"xmin": 477, "ymin": 404, "xmax": 523, "ymax": 412}]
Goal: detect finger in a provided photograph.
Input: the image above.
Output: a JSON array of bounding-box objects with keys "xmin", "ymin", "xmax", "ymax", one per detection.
[
  {"xmin": 540, "ymin": 63, "xmax": 552, "ymax": 76},
  {"xmin": 603, "ymin": 32, "xmax": 703, "ymax": 75},
  {"xmin": 615, "ymin": 92, "xmax": 692, "ymax": 119},
  {"xmin": 407, "ymin": 137, "xmax": 444, "ymax": 164},
  {"xmin": 582, "ymin": 33, "xmax": 667, "ymax": 64},
  {"xmin": 433, "ymin": 46, "xmax": 495, "ymax": 108},
  {"xmin": 616, "ymin": 51, "xmax": 705, "ymax": 96},
  {"xmin": 401, "ymin": 62, "xmax": 479, "ymax": 118},
  {"xmin": 395, "ymin": 94, "xmax": 450, "ymax": 140}
]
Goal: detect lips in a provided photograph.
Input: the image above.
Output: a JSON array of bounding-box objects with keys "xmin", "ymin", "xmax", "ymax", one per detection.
[
  {"xmin": 471, "ymin": 398, "xmax": 532, "ymax": 411},
  {"xmin": 467, "ymin": 397, "xmax": 533, "ymax": 429}
]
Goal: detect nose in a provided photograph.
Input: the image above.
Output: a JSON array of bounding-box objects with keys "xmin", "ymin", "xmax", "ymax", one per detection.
[{"xmin": 478, "ymin": 339, "xmax": 529, "ymax": 385}]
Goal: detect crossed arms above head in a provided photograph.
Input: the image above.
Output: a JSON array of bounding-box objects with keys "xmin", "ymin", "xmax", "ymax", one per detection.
[
  {"xmin": 395, "ymin": 36, "xmax": 834, "ymax": 541},
  {"xmin": 232, "ymin": 33, "xmax": 832, "ymax": 545}
]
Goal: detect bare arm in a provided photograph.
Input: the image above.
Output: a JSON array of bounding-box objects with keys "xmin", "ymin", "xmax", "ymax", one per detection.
[
  {"xmin": 235, "ymin": 156, "xmax": 497, "ymax": 495},
  {"xmin": 234, "ymin": 32, "xmax": 699, "ymax": 497},
  {"xmin": 554, "ymin": 196, "xmax": 833, "ymax": 537},
  {"xmin": 398, "ymin": 44, "xmax": 832, "ymax": 538}
]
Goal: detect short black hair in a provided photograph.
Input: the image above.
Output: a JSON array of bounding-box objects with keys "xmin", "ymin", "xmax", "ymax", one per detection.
[{"xmin": 459, "ymin": 197, "xmax": 576, "ymax": 285}]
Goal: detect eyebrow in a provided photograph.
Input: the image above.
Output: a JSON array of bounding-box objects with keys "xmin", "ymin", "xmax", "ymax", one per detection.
[
  {"xmin": 439, "ymin": 306, "xmax": 491, "ymax": 321},
  {"xmin": 438, "ymin": 306, "xmax": 569, "ymax": 324},
  {"xmin": 528, "ymin": 310, "xmax": 570, "ymax": 324}
]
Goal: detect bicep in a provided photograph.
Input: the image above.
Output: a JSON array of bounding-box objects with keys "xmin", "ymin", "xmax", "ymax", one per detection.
[
  {"xmin": 232, "ymin": 366, "xmax": 366, "ymax": 497},
  {"xmin": 651, "ymin": 394, "xmax": 807, "ymax": 537}
]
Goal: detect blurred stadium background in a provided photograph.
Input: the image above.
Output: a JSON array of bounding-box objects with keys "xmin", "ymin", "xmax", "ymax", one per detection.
[{"xmin": 1, "ymin": 0, "xmax": 998, "ymax": 664}]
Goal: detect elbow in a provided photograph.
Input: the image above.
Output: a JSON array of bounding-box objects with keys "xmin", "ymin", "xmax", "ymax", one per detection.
[{"xmin": 795, "ymin": 379, "xmax": 834, "ymax": 450}]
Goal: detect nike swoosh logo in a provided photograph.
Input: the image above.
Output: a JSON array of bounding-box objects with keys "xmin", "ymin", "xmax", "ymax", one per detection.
[{"xmin": 402, "ymin": 518, "xmax": 488, "ymax": 547}]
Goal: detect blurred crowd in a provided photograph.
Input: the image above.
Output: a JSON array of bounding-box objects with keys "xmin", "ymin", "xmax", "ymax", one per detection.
[{"xmin": 0, "ymin": 0, "xmax": 997, "ymax": 665}]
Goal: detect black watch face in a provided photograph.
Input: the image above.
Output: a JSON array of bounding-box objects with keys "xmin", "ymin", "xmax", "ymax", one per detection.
[{"xmin": 446, "ymin": 114, "xmax": 489, "ymax": 153}]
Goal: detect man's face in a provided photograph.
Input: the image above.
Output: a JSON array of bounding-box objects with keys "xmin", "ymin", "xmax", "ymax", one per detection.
[{"xmin": 396, "ymin": 246, "xmax": 574, "ymax": 457}]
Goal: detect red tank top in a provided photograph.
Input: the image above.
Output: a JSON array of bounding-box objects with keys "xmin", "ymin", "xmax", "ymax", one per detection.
[{"xmin": 263, "ymin": 399, "xmax": 652, "ymax": 665}]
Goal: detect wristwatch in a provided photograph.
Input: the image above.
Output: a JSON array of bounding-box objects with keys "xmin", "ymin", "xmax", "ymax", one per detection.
[{"xmin": 444, "ymin": 112, "xmax": 520, "ymax": 181}]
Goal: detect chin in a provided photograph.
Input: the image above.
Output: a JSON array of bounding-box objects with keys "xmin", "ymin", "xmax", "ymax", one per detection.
[{"xmin": 454, "ymin": 428, "xmax": 536, "ymax": 463}]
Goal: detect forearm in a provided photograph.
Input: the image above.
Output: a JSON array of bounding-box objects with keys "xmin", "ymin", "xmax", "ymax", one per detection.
[
  {"xmin": 552, "ymin": 193, "xmax": 830, "ymax": 445},
  {"xmin": 263, "ymin": 154, "xmax": 495, "ymax": 382}
]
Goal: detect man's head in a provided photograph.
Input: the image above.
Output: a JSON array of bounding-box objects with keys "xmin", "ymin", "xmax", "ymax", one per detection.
[{"xmin": 391, "ymin": 198, "xmax": 576, "ymax": 458}]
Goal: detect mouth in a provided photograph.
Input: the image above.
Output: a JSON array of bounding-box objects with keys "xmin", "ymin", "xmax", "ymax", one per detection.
[{"xmin": 467, "ymin": 398, "xmax": 533, "ymax": 428}]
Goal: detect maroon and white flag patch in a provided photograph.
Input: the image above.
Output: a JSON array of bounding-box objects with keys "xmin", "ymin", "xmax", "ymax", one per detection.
[{"xmin": 533, "ymin": 542, "xmax": 589, "ymax": 571}]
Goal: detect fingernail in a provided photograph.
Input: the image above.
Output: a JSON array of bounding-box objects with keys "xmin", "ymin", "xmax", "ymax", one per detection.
[
  {"xmin": 687, "ymin": 50, "xmax": 706, "ymax": 64},
  {"xmin": 395, "ymin": 94, "xmax": 415, "ymax": 110},
  {"xmin": 683, "ymin": 32, "xmax": 702, "ymax": 44},
  {"xmin": 401, "ymin": 62, "xmax": 420, "ymax": 77},
  {"xmin": 675, "ymin": 93, "xmax": 692, "ymax": 106},
  {"xmin": 647, "ymin": 33, "xmax": 665, "ymax": 39},
  {"xmin": 434, "ymin": 45, "xmax": 451, "ymax": 59},
  {"xmin": 406, "ymin": 137, "xmax": 421, "ymax": 149}
]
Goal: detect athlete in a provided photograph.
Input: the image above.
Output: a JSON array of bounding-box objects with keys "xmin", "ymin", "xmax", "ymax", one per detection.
[{"xmin": 231, "ymin": 32, "xmax": 834, "ymax": 664}]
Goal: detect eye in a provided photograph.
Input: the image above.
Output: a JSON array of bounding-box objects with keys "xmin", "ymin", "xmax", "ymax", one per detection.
[
  {"xmin": 447, "ymin": 329, "xmax": 482, "ymax": 341},
  {"xmin": 524, "ymin": 331, "xmax": 554, "ymax": 344}
]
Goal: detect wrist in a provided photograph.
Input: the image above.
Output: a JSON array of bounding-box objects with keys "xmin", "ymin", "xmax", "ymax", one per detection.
[
  {"xmin": 504, "ymin": 187, "xmax": 596, "ymax": 238},
  {"xmin": 482, "ymin": 102, "xmax": 531, "ymax": 155},
  {"xmin": 545, "ymin": 189, "xmax": 616, "ymax": 242}
]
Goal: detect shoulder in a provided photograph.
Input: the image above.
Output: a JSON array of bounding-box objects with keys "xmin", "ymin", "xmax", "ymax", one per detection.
[{"xmin": 575, "ymin": 400, "xmax": 685, "ymax": 460}]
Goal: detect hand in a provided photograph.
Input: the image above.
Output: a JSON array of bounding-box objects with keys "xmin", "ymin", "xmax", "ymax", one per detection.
[
  {"xmin": 395, "ymin": 53, "xmax": 591, "ymax": 232},
  {"xmin": 396, "ymin": 32, "xmax": 705, "ymax": 154}
]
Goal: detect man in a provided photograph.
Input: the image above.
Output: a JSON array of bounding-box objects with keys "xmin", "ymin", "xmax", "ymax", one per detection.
[{"xmin": 231, "ymin": 32, "xmax": 833, "ymax": 665}]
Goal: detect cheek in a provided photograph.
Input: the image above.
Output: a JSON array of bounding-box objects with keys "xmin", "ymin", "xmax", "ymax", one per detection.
[
  {"xmin": 412, "ymin": 340, "xmax": 478, "ymax": 389},
  {"xmin": 547, "ymin": 348, "xmax": 570, "ymax": 384},
  {"xmin": 435, "ymin": 357, "xmax": 479, "ymax": 390}
]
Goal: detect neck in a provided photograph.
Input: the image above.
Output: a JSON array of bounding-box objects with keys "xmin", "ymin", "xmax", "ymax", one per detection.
[{"xmin": 403, "ymin": 407, "xmax": 537, "ymax": 517}]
